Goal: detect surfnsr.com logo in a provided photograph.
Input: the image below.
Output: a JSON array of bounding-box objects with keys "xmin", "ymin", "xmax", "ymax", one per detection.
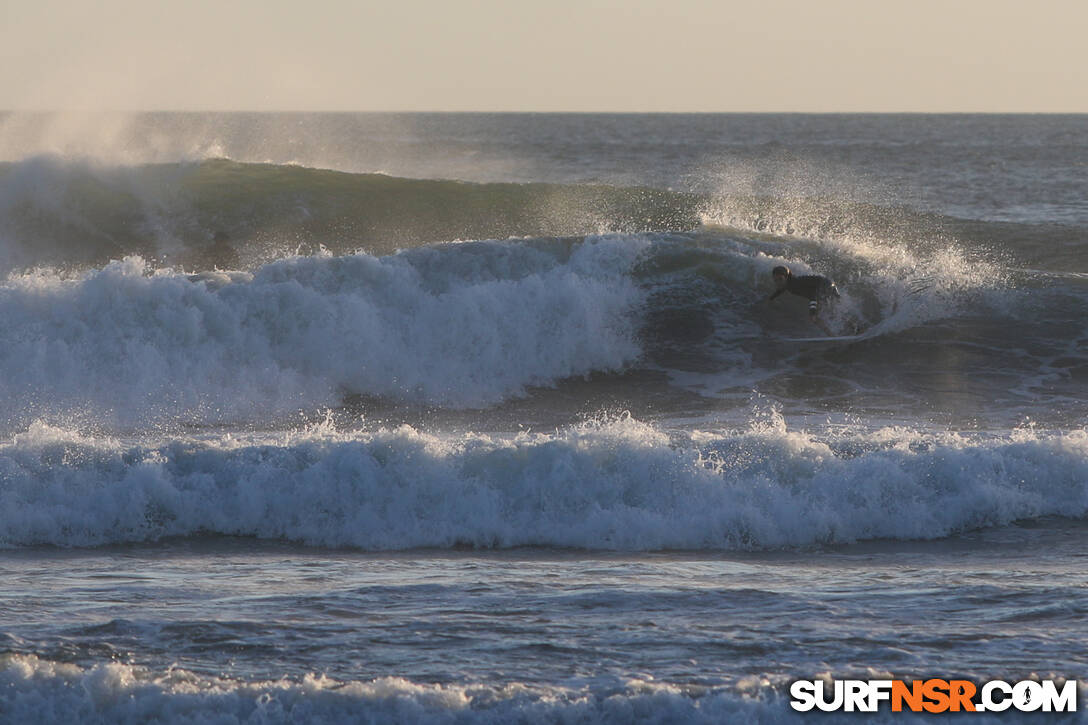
[{"xmin": 790, "ymin": 679, "xmax": 1077, "ymax": 713}]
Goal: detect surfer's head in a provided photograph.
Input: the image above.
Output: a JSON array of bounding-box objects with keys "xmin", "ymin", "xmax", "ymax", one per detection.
[{"xmin": 772, "ymin": 265, "xmax": 790, "ymax": 289}]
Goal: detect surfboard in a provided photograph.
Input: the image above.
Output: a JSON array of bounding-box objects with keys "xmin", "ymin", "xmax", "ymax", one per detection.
[
  {"xmin": 781, "ymin": 335, "xmax": 860, "ymax": 342},
  {"xmin": 782, "ymin": 322, "xmax": 888, "ymax": 343}
]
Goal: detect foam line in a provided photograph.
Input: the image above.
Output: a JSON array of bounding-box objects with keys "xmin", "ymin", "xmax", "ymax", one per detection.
[{"xmin": 2, "ymin": 416, "xmax": 1085, "ymax": 550}]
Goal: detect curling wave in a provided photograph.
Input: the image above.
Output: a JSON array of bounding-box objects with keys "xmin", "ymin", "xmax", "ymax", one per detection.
[{"xmin": 0, "ymin": 224, "xmax": 1084, "ymax": 429}]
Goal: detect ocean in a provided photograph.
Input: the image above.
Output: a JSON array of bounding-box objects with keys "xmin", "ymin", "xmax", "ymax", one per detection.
[{"xmin": 0, "ymin": 112, "xmax": 1085, "ymax": 723}]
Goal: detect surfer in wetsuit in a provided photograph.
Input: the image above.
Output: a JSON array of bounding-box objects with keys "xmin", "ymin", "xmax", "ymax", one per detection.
[{"xmin": 768, "ymin": 265, "xmax": 839, "ymax": 336}]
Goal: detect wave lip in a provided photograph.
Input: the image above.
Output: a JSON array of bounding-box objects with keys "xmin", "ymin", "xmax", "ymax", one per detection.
[{"xmin": 2, "ymin": 416, "xmax": 1085, "ymax": 551}]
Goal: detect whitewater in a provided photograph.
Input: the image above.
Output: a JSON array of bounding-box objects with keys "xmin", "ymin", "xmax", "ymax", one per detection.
[{"xmin": 0, "ymin": 113, "xmax": 1086, "ymax": 723}]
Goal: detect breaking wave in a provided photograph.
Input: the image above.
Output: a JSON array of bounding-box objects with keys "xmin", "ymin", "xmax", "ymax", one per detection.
[
  {"xmin": 0, "ymin": 237, "xmax": 646, "ymax": 426},
  {"xmin": 2, "ymin": 415, "xmax": 1085, "ymax": 551}
]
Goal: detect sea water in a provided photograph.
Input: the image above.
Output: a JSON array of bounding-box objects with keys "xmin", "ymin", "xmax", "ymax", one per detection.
[{"xmin": 0, "ymin": 113, "xmax": 1086, "ymax": 723}]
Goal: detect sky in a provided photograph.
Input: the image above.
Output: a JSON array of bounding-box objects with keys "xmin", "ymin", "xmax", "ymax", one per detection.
[{"xmin": 2, "ymin": 0, "xmax": 1086, "ymax": 112}]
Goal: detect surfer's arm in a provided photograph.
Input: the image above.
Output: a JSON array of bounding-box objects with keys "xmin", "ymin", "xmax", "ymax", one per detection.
[{"xmin": 768, "ymin": 288, "xmax": 785, "ymax": 301}]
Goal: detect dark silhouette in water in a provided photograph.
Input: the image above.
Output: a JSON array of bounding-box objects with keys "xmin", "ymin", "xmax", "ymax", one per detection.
[{"xmin": 207, "ymin": 231, "xmax": 240, "ymax": 270}]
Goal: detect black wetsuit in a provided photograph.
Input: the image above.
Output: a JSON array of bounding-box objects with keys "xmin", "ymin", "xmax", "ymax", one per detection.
[{"xmin": 769, "ymin": 274, "xmax": 839, "ymax": 317}]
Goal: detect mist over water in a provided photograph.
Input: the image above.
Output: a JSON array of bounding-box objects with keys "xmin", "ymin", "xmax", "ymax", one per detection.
[{"xmin": 1, "ymin": 113, "xmax": 1086, "ymax": 723}]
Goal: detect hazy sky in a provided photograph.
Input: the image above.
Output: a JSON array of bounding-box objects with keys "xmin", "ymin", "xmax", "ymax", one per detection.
[{"xmin": 3, "ymin": 0, "xmax": 1086, "ymax": 112}]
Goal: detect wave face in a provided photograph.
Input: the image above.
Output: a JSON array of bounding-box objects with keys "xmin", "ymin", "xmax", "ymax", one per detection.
[
  {"xmin": 643, "ymin": 224, "xmax": 1086, "ymax": 429},
  {"xmin": 3, "ymin": 416, "xmax": 1085, "ymax": 550},
  {"xmin": 0, "ymin": 157, "xmax": 702, "ymax": 271},
  {"xmin": 0, "ymin": 154, "xmax": 1078, "ymax": 274}
]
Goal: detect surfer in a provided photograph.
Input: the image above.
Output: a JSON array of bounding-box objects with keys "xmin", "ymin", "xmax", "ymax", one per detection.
[
  {"xmin": 768, "ymin": 265, "xmax": 839, "ymax": 336},
  {"xmin": 208, "ymin": 231, "xmax": 240, "ymax": 270}
]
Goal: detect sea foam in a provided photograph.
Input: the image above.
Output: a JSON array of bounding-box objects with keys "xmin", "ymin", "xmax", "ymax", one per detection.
[
  {"xmin": 0, "ymin": 236, "xmax": 646, "ymax": 427},
  {"xmin": 3, "ymin": 653, "xmax": 1081, "ymax": 725},
  {"xmin": 0, "ymin": 654, "xmax": 797, "ymax": 725},
  {"xmin": 2, "ymin": 415, "xmax": 1085, "ymax": 551}
]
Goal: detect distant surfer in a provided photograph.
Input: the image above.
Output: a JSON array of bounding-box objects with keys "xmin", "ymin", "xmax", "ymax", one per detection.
[
  {"xmin": 208, "ymin": 231, "xmax": 240, "ymax": 270},
  {"xmin": 768, "ymin": 265, "xmax": 840, "ymax": 336}
]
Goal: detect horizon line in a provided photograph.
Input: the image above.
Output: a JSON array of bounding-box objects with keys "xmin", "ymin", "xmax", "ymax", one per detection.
[{"xmin": 3, "ymin": 108, "xmax": 1087, "ymax": 115}]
